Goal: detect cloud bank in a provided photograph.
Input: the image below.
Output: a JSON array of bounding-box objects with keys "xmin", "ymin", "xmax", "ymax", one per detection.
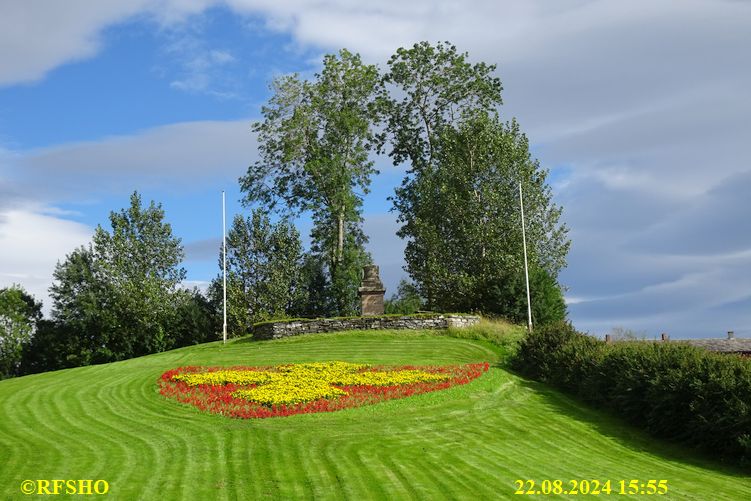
[{"xmin": 1, "ymin": 0, "xmax": 750, "ymax": 336}]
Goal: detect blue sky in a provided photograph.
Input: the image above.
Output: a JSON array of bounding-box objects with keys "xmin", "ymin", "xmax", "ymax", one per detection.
[{"xmin": 1, "ymin": 0, "xmax": 750, "ymax": 339}]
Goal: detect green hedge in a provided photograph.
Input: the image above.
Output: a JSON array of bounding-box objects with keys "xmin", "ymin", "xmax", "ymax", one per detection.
[{"xmin": 512, "ymin": 321, "xmax": 751, "ymax": 464}]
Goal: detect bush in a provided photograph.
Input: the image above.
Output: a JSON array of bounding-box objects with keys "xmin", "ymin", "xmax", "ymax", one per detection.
[
  {"xmin": 512, "ymin": 323, "xmax": 751, "ymax": 465},
  {"xmin": 384, "ymin": 280, "xmax": 423, "ymax": 315},
  {"xmin": 476, "ymin": 268, "xmax": 566, "ymax": 327}
]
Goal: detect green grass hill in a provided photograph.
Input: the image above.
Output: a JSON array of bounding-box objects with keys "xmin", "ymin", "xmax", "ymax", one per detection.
[{"xmin": 1, "ymin": 322, "xmax": 749, "ymax": 500}]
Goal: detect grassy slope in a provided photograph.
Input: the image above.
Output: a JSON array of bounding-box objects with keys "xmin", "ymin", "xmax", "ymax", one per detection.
[{"xmin": 1, "ymin": 326, "xmax": 749, "ymax": 500}]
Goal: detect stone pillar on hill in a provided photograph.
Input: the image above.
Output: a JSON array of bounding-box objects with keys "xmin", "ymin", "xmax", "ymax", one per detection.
[{"xmin": 358, "ymin": 265, "xmax": 386, "ymax": 316}]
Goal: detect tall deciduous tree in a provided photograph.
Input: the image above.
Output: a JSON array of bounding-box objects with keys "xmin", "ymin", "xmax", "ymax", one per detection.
[
  {"xmin": 382, "ymin": 42, "xmax": 504, "ymax": 308},
  {"xmin": 241, "ymin": 49, "xmax": 380, "ymax": 315},
  {"xmin": 383, "ymin": 43, "xmax": 568, "ymax": 320},
  {"xmin": 405, "ymin": 112, "xmax": 569, "ymax": 320}
]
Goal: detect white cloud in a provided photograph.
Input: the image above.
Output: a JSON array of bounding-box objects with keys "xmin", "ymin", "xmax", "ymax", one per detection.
[
  {"xmin": 0, "ymin": 208, "xmax": 92, "ymax": 313},
  {"xmin": 181, "ymin": 279, "xmax": 211, "ymax": 293},
  {"xmin": 163, "ymin": 28, "xmax": 241, "ymax": 96},
  {"xmin": 0, "ymin": 0, "xmax": 224, "ymax": 87},
  {"xmin": 7, "ymin": 119, "xmax": 257, "ymax": 203},
  {"xmin": 1, "ymin": 117, "xmax": 258, "ymax": 312},
  {"xmin": 3, "ymin": 0, "xmax": 751, "ymax": 336},
  {"xmin": 209, "ymin": 50, "xmax": 235, "ymax": 64}
]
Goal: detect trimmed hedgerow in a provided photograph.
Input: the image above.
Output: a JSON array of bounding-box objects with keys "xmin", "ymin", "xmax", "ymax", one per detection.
[{"xmin": 512, "ymin": 321, "xmax": 751, "ymax": 465}]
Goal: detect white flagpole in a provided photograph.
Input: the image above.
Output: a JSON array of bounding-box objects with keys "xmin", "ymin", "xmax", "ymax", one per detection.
[
  {"xmin": 519, "ymin": 182, "xmax": 533, "ymax": 332},
  {"xmin": 222, "ymin": 190, "xmax": 227, "ymax": 344}
]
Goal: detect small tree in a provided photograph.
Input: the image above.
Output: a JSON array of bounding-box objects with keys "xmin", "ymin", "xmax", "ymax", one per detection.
[
  {"xmin": 92, "ymin": 191, "xmax": 186, "ymax": 356},
  {"xmin": 297, "ymin": 254, "xmax": 332, "ymax": 318},
  {"xmin": 210, "ymin": 209, "xmax": 306, "ymax": 336},
  {"xmin": 19, "ymin": 320, "xmax": 73, "ymax": 376},
  {"xmin": 170, "ymin": 288, "xmax": 220, "ymax": 347},
  {"xmin": 476, "ymin": 267, "xmax": 566, "ymax": 326},
  {"xmin": 0, "ymin": 285, "xmax": 42, "ymax": 378}
]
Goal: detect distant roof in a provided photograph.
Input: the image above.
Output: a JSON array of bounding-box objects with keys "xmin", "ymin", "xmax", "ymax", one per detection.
[{"xmin": 681, "ymin": 338, "xmax": 751, "ymax": 353}]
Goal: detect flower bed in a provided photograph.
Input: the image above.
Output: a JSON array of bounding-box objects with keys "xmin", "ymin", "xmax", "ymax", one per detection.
[{"xmin": 159, "ymin": 361, "xmax": 489, "ymax": 418}]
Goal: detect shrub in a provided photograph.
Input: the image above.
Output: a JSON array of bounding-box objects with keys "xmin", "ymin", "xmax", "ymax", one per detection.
[
  {"xmin": 384, "ymin": 280, "xmax": 423, "ymax": 315},
  {"xmin": 475, "ymin": 268, "xmax": 567, "ymax": 327},
  {"xmin": 513, "ymin": 324, "xmax": 751, "ymax": 465}
]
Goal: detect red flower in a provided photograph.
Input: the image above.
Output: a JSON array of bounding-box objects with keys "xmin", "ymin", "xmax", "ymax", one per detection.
[{"xmin": 158, "ymin": 362, "xmax": 489, "ymax": 419}]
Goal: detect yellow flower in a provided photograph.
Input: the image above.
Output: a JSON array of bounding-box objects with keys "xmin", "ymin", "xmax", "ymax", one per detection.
[{"xmin": 172, "ymin": 361, "xmax": 449, "ymax": 406}]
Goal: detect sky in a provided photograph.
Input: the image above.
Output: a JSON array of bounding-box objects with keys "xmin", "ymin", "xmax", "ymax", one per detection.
[{"xmin": 1, "ymin": 0, "xmax": 750, "ymax": 339}]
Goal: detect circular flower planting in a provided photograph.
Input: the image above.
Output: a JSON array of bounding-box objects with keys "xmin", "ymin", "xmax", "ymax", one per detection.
[{"xmin": 159, "ymin": 361, "xmax": 489, "ymax": 418}]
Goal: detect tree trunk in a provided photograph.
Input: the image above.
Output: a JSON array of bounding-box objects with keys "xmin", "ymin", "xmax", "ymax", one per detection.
[
  {"xmin": 474, "ymin": 188, "xmax": 486, "ymax": 259},
  {"xmin": 337, "ymin": 211, "xmax": 344, "ymax": 264}
]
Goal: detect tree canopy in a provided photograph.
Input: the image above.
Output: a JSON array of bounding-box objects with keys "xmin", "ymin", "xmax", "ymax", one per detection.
[
  {"xmin": 48, "ymin": 191, "xmax": 214, "ymax": 366},
  {"xmin": 381, "ymin": 41, "xmax": 503, "ymax": 173},
  {"xmin": 0, "ymin": 285, "xmax": 42, "ymax": 378},
  {"xmin": 209, "ymin": 209, "xmax": 306, "ymax": 336},
  {"xmin": 241, "ymin": 49, "xmax": 380, "ymax": 315},
  {"xmin": 381, "ymin": 42, "xmax": 568, "ymax": 321}
]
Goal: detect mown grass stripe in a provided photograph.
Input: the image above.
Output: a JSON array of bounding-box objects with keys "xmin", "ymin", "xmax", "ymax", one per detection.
[
  {"xmin": 2, "ymin": 330, "xmax": 750, "ymax": 500},
  {"xmin": 313, "ymin": 432, "xmax": 349, "ymax": 499}
]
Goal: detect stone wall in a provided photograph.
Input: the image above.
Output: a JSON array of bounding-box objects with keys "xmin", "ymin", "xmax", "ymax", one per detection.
[{"xmin": 253, "ymin": 314, "xmax": 480, "ymax": 340}]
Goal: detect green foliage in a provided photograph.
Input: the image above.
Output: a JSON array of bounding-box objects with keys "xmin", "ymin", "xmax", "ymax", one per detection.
[
  {"xmin": 92, "ymin": 191, "xmax": 187, "ymax": 356},
  {"xmin": 386, "ymin": 94, "xmax": 568, "ymax": 316},
  {"xmin": 171, "ymin": 288, "xmax": 220, "ymax": 347},
  {"xmin": 241, "ymin": 42, "xmax": 568, "ymax": 319},
  {"xmin": 384, "ymin": 279, "xmax": 423, "ymax": 314},
  {"xmin": 209, "ymin": 209, "xmax": 306, "ymax": 336},
  {"xmin": 381, "ymin": 41, "xmax": 503, "ymax": 173},
  {"xmin": 47, "ymin": 191, "xmax": 212, "ymax": 367},
  {"xmin": 241, "ymin": 49, "xmax": 379, "ymax": 316},
  {"xmin": 297, "ymin": 254, "xmax": 333, "ymax": 318},
  {"xmin": 18, "ymin": 320, "xmax": 74, "ymax": 375},
  {"xmin": 93, "ymin": 192, "xmax": 186, "ymax": 287},
  {"xmin": 49, "ymin": 245, "xmax": 117, "ymax": 365},
  {"xmin": 381, "ymin": 43, "xmax": 568, "ymax": 315},
  {"xmin": 476, "ymin": 267, "xmax": 567, "ymax": 326},
  {"xmin": 0, "ymin": 285, "xmax": 42, "ymax": 378},
  {"xmin": 311, "ymin": 222, "xmax": 369, "ymax": 316},
  {"xmin": 383, "ymin": 42, "xmax": 502, "ymax": 309},
  {"xmin": 513, "ymin": 323, "xmax": 751, "ymax": 464}
]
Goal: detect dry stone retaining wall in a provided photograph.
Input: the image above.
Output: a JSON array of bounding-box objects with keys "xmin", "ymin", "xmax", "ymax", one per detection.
[{"xmin": 253, "ymin": 314, "xmax": 480, "ymax": 340}]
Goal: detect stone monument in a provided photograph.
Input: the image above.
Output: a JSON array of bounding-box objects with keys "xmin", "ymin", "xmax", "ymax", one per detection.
[{"xmin": 358, "ymin": 264, "xmax": 386, "ymax": 316}]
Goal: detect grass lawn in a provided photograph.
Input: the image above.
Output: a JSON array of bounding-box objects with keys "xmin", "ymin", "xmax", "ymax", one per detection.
[{"xmin": 1, "ymin": 324, "xmax": 749, "ymax": 500}]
